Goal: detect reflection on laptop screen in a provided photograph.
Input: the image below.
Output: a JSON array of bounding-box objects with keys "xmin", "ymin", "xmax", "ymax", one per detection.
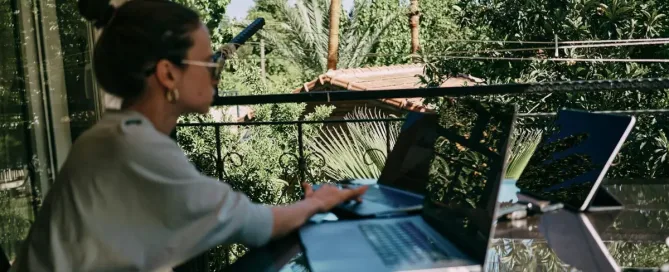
[
  {"xmin": 377, "ymin": 112, "xmax": 440, "ymax": 195},
  {"xmin": 422, "ymin": 98, "xmax": 516, "ymax": 263},
  {"xmin": 515, "ymin": 110, "xmax": 634, "ymax": 210}
]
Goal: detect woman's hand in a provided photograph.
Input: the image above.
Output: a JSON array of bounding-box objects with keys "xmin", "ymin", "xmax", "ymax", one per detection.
[
  {"xmin": 269, "ymin": 182, "xmax": 369, "ymax": 240},
  {"xmin": 301, "ymin": 183, "xmax": 368, "ymax": 213}
]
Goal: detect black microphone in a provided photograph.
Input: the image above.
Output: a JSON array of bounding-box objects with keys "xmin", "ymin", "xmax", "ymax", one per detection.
[
  {"xmin": 213, "ymin": 18, "xmax": 265, "ymax": 97},
  {"xmin": 217, "ymin": 18, "xmax": 266, "ymax": 59},
  {"xmin": 230, "ymin": 18, "xmax": 265, "ymax": 49}
]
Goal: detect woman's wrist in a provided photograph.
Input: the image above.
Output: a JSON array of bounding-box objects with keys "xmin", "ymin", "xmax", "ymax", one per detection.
[
  {"xmin": 301, "ymin": 197, "xmax": 324, "ymax": 216},
  {"xmin": 270, "ymin": 199, "xmax": 322, "ymax": 239}
]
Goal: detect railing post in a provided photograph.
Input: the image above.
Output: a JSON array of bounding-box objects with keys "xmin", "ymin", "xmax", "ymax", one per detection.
[
  {"xmin": 215, "ymin": 125, "xmax": 223, "ymax": 181},
  {"xmin": 169, "ymin": 128, "xmax": 177, "ymax": 141},
  {"xmin": 298, "ymin": 122, "xmax": 305, "ymax": 184},
  {"xmin": 385, "ymin": 121, "xmax": 391, "ymax": 157},
  {"xmin": 212, "ymin": 126, "xmax": 230, "ymax": 266}
]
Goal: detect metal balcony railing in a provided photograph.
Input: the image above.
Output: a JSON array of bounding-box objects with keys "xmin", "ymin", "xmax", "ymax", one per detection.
[{"xmin": 175, "ymin": 77, "xmax": 669, "ymax": 189}]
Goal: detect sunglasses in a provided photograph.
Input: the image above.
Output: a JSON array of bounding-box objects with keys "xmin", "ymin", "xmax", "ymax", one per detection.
[
  {"xmin": 181, "ymin": 51, "xmax": 226, "ymax": 81},
  {"xmin": 143, "ymin": 51, "xmax": 226, "ymax": 81}
]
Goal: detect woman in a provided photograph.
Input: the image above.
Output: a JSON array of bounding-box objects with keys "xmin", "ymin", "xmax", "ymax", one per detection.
[{"xmin": 10, "ymin": 0, "xmax": 367, "ymax": 271}]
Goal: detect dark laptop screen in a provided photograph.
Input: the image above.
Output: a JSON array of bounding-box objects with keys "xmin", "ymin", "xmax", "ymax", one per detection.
[
  {"xmin": 421, "ymin": 98, "xmax": 516, "ymax": 263},
  {"xmin": 515, "ymin": 110, "xmax": 634, "ymax": 210},
  {"xmin": 377, "ymin": 112, "xmax": 440, "ymax": 195}
]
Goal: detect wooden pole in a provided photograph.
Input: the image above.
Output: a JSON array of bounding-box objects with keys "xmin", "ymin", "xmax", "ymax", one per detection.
[
  {"xmin": 409, "ymin": 0, "xmax": 421, "ymax": 62},
  {"xmin": 327, "ymin": 0, "xmax": 341, "ymax": 70}
]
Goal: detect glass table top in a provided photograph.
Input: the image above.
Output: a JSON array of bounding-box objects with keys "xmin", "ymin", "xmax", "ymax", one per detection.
[{"xmin": 272, "ymin": 181, "xmax": 669, "ymax": 272}]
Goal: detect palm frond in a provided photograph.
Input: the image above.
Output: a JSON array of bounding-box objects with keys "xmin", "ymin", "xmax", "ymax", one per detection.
[
  {"xmin": 306, "ymin": 107, "xmax": 400, "ymax": 180},
  {"xmin": 505, "ymin": 129, "xmax": 543, "ymax": 180}
]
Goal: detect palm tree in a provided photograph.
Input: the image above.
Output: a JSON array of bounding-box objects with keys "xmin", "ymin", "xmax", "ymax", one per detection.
[
  {"xmin": 409, "ymin": 0, "xmax": 420, "ymax": 55},
  {"xmin": 260, "ymin": 0, "xmax": 399, "ymax": 75},
  {"xmin": 327, "ymin": 0, "xmax": 341, "ymax": 70}
]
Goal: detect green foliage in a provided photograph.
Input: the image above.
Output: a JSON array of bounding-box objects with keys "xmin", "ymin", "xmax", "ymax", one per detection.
[
  {"xmin": 179, "ymin": 59, "xmax": 334, "ymax": 203},
  {"xmin": 173, "ymin": 0, "xmax": 233, "ymax": 46},
  {"xmin": 306, "ymin": 107, "xmax": 401, "ymax": 180},
  {"xmin": 363, "ymin": 0, "xmax": 469, "ymax": 66}
]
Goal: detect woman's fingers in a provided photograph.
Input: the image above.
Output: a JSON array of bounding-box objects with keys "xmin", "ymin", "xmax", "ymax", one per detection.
[
  {"xmin": 302, "ymin": 183, "xmax": 314, "ymax": 198},
  {"xmin": 345, "ymin": 186, "xmax": 368, "ymax": 201}
]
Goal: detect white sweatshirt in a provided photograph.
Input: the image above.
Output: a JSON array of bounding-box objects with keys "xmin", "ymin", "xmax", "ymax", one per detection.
[{"xmin": 10, "ymin": 110, "xmax": 274, "ymax": 272}]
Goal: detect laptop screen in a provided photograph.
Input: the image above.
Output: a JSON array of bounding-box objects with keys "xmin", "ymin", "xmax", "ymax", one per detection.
[
  {"xmin": 421, "ymin": 98, "xmax": 516, "ymax": 263},
  {"xmin": 515, "ymin": 110, "xmax": 635, "ymax": 210},
  {"xmin": 377, "ymin": 112, "xmax": 440, "ymax": 195}
]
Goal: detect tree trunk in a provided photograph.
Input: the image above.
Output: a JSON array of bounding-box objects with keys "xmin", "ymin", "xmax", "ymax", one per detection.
[
  {"xmin": 409, "ymin": 0, "xmax": 420, "ymax": 58},
  {"xmin": 327, "ymin": 0, "xmax": 341, "ymax": 70}
]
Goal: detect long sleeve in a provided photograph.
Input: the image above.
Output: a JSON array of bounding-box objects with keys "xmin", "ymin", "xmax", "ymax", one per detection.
[
  {"xmin": 10, "ymin": 110, "xmax": 274, "ymax": 272},
  {"xmin": 109, "ymin": 115, "xmax": 274, "ymax": 268}
]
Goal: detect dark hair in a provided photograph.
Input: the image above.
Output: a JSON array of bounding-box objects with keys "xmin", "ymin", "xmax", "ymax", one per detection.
[{"xmin": 78, "ymin": 0, "xmax": 201, "ymax": 101}]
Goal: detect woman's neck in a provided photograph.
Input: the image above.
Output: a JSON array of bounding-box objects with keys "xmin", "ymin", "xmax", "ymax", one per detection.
[{"xmin": 125, "ymin": 102, "xmax": 180, "ymax": 136}]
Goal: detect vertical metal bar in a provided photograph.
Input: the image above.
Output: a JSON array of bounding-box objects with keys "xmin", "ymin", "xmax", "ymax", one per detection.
[
  {"xmin": 169, "ymin": 128, "xmax": 178, "ymax": 141},
  {"xmin": 215, "ymin": 125, "xmax": 223, "ymax": 181},
  {"xmin": 298, "ymin": 123, "xmax": 305, "ymax": 184},
  {"xmin": 385, "ymin": 121, "xmax": 391, "ymax": 158}
]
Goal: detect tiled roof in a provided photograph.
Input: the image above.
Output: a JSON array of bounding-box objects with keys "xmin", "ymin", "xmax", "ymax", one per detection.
[{"xmin": 292, "ymin": 64, "xmax": 484, "ymax": 112}]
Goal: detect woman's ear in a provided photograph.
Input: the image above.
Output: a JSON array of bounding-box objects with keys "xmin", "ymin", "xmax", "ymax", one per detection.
[{"xmin": 154, "ymin": 59, "xmax": 179, "ymax": 91}]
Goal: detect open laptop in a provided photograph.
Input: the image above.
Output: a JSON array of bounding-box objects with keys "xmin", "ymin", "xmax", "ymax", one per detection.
[
  {"xmin": 540, "ymin": 209, "xmax": 621, "ymax": 272},
  {"xmin": 299, "ymin": 98, "xmax": 517, "ymax": 272},
  {"xmin": 497, "ymin": 109, "xmax": 636, "ymax": 218},
  {"xmin": 313, "ymin": 111, "xmax": 441, "ymax": 217}
]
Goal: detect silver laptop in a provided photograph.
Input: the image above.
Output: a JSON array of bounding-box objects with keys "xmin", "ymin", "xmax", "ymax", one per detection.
[
  {"xmin": 497, "ymin": 109, "xmax": 635, "ymax": 217},
  {"xmin": 299, "ymin": 98, "xmax": 517, "ymax": 272},
  {"xmin": 314, "ymin": 112, "xmax": 441, "ymax": 217}
]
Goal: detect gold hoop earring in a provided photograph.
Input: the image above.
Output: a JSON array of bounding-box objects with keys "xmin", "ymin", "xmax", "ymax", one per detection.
[{"xmin": 166, "ymin": 88, "xmax": 180, "ymax": 103}]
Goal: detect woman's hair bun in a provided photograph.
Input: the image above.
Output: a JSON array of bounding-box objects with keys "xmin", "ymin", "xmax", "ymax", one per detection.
[{"xmin": 78, "ymin": 0, "xmax": 116, "ymax": 29}]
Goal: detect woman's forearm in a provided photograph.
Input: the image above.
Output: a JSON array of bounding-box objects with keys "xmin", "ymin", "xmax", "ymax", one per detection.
[{"xmin": 270, "ymin": 198, "xmax": 322, "ymax": 239}]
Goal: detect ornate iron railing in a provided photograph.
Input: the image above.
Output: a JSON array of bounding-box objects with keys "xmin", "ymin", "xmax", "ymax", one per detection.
[
  {"xmin": 177, "ymin": 77, "xmax": 669, "ymax": 187},
  {"xmin": 175, "ymin": 118, "xmax": 405, "ymax": 185}
]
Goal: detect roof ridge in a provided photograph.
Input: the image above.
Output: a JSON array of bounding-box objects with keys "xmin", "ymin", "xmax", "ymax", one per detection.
[{"xmin": 326, "ymin": 64, "xmax": 426, "ymax": 79}]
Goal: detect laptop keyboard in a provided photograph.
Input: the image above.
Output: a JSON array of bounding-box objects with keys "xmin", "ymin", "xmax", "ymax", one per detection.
[
  {"xmin": 359, "ymin": 221, "xmax": 450, "ymax": 267},
  {"xmin": 363, "ymin": 187, "xmax": 421, "ymax": 207}
]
